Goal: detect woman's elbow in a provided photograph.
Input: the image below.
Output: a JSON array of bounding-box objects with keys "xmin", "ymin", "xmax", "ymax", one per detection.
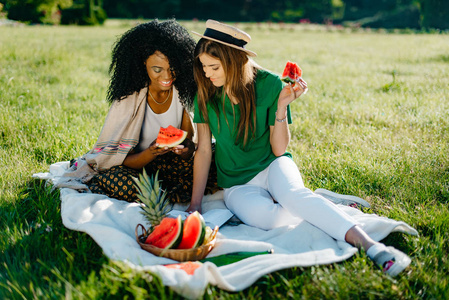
[{"xmin": 271, "ymin": 147, "xmax": 287, "ymax": 157}]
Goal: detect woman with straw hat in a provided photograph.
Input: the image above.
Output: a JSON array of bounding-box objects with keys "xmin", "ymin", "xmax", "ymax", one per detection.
[{"xmin": 186, "ymin": 19, "xmax": 411, "ymax": 277}]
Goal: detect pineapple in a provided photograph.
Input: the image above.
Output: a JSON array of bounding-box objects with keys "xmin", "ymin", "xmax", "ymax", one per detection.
[{"xmin": 132, "ymin": 169, "xmax": 172, "ymax": 229}]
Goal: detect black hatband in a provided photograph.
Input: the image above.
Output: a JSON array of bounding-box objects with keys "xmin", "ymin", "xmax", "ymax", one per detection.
[{"xmin": 203, "ymin": 28, "xmax": 247, "ymax": 48}]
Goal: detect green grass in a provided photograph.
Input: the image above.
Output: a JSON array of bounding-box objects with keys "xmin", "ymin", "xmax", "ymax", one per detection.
[{"xmin": 1, "ymin": 20, "xmax": 448, "ymax": 299}]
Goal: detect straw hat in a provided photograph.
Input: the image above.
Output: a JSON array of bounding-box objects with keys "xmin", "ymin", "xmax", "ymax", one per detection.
[{"xmin": 192, "ymin": 19, "xmax": 257, "ymax": 57}]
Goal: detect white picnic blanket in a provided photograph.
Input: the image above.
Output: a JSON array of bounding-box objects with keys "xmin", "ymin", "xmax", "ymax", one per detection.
[{"xmin": 33, "ymin": 162, "xmax": 418, "ymax": 299}]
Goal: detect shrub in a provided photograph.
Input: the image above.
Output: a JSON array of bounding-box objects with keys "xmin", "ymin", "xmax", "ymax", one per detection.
[
  {"xmin": 6, "ymin": 1, "xmax": 42, "ymax": 23},
  {"xmin": 5, "ymin": 0, "xmax": 106, "ymax": 25}
]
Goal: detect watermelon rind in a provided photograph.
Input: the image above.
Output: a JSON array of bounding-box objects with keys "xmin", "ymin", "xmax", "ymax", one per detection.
[
  {"xmin": 195, "ymin": 214, "xmax": 207, "ymax": 247},
  {"xmin": 156, "ymin": 125, "xmax": 188, "ymax": 148},
  {"xmin": 145, "ymin": 215, "xmax": 183, "ymax": 249},
  {"xmin": 281, "ymin": 76, "xmax": 296, "ymax": 84}
]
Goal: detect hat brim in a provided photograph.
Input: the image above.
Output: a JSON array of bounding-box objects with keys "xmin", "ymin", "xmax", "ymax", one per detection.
[{"xmin": 192, "ymin": 31, "xmax": 257, "ymax": 57}]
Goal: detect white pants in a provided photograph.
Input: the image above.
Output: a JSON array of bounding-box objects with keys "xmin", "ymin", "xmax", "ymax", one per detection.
[{"xmin": 224, "ymin": 156, "xmax": 357, "ymax": 241}]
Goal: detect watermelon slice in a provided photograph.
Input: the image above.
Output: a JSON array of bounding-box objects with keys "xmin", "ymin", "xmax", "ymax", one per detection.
[
  {"xmin": 177, "ymin": 211, "xmax": 206, "ymax": 249},
  {"xmin": 281, "ymin": 61, "xmax": 302, "ymax": 84},
  {"xmin": 156, "ymin": 125, "xmax": 187, "ymax": 148},
  {"xmin": 145, "ymin": 215, "xmax": 183, "ymax": 249},
  {"xmin": 164, "ymin": 261, "xmax": 202, "ymax": 275}
]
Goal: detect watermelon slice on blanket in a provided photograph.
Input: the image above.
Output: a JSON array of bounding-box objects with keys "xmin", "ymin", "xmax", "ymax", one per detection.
[
  {"xmin": 281, "ymin": 61, "xmax": 302, "ymax": 84},
  {"xmin": 156, "ymin": 125, "xmax": 187, "ymax": 148},
  {"xmin": 164, "ymin": 261, "xmax": 203, "ymax": 275}
]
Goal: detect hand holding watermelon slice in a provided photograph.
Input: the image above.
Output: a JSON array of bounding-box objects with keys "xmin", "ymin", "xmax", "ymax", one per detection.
[
  {"xmin": 281, "ymin": 61, "xmax": 308, "ymax": 95},
  {"xmin": 155, "ymin": 125, "xmax": 195, "ymax": 159},
  {"xmin": 156, "ymin": 125, "xmax": 188, "ymax": 148}
]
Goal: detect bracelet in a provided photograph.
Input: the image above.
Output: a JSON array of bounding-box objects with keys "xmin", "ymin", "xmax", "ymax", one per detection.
[{"xmin": 275, "ymin": 110, "xmax": 287, "ymax": 122}]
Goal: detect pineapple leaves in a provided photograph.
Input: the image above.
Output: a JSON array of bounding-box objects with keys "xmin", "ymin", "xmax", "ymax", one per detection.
[{"xmin": 132, "ymin": 169, "xmax": 172, "ymax": 228}]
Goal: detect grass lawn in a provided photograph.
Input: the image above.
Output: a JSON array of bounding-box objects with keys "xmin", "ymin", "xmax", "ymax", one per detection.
[{"xmin": 1, "ymin": 20, "xmax": 448, "ymax": 299}]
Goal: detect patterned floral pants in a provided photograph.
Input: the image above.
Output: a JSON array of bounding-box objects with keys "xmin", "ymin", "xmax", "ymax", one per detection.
[{"xmin": 88, "ymin": 152, "xmax": 220, "ymax": 203}]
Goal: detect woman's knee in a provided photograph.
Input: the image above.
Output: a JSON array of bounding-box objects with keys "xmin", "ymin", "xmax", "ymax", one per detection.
[
  {"xmin": 224, "ymin": 185, "xmax": 299, "ymax": 230},
  {"xmin": 267, "ymin": 157, "xmax": 305, "ymax": 192}
]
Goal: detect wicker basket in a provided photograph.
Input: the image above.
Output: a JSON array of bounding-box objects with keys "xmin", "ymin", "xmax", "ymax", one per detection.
[{"xmin": 135, "ymin": 223, "xmax": 217, "ymax": 262}]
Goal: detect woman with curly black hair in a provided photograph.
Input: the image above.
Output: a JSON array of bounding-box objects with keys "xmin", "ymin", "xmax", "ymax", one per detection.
[
  {"xmin": 76, "ymin": 19, "xmax": 219, "ymax": 203},
  {"xmin": 107, "ymin": 19, "xmax": 196, "ymax": 107}
]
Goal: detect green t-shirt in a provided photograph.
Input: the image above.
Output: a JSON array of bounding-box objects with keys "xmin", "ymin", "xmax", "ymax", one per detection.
[{"xmin": 193, "ymin": 69, "xmax": 292, "ymax": 188}]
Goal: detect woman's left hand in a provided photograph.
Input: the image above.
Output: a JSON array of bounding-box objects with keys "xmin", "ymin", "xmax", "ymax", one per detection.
[
  {"xmin": 171, "ymin": 138, "xmax": 195, "ymax": 158},
  {"xmin": 278, "ymin": 78, "xmax": 308, "ymax": 108}
]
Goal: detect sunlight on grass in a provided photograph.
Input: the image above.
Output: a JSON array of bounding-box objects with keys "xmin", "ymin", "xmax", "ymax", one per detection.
[{"xmin": 1, "ymin": 20, "xmax": 448, "ymax": 299}]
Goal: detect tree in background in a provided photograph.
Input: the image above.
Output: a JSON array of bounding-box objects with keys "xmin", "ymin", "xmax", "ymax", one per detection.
[
  {"xmin": 2, "ymin": 0, "xmax": 448, "ymax": 29},
  {"xmin": 178, "ymin": 0, "xmax": 244, "ymax": 21},
  {"xmin": 241, "ymin": 0, "xmax": 333, "ymax": 23},
  {"xmin": 101, "ymin": 0, "xmax": 333, "ymax": 23},
  {"xmin": 4, "ymin": 0, "xmax": 106, "ymax": 24},
  {"xmin": 5, "ymin": 0, "xmax": 72, "ymax": 24},
  {"xmin": 420, "ymin": 0, "xmax": 449, "ymax": 29},
  {"xmin": 60, "ymin": 0, "xmax": 106, "ymax": 25},
  {"xmin": 342, "ymin": 0, "xmax": 422, "ymax": 29},
  {"xmin": 102, "ymin": 0, "xmax": 179, "ymax": 19}
]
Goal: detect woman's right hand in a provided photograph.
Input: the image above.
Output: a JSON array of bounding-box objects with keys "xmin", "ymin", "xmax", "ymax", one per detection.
[
  {"xmin": 188, "ymin": 123, "xmax": 212, "ymax": 216},
  {"xmin": 171, "ymin": 138, "xmax": 195, "ymax": 158},
  {"xmin": 185, "ymin": 203, "xmax": 202, "ymax": 214},
  {"xmin": 277, "ymin": 78, "xmax": 308, "ymax": 109}
]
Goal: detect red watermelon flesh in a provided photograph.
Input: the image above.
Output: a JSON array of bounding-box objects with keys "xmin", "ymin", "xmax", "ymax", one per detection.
[
  {"xmin": 156, "ymin": 125, "xmax": 187, "ymax": 148},
  {"xmin": 164, "ymin": 261, "xmax": 202, "ymax": 275},
  {"xmin": 177, "ymin": 211, "xmax": 206, "ymax": 249},
  {"xmin": 145, "ymin": 215, "xmax": 183, "ymax": 249},
  {"xmin": 281, "ymin": 61, "xmax": 302, "ymax": 84}
]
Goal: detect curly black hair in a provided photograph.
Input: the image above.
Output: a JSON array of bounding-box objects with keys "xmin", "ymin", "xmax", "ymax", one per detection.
[{"xmin": 107, "ymin": 19, "xmax": 197, "ymax": 109}]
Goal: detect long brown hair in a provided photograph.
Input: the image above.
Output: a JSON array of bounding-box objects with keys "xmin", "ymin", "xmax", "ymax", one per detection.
[{"xmin": 193, "ymin": 38, "xmax": 259, "ymax": 147}]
